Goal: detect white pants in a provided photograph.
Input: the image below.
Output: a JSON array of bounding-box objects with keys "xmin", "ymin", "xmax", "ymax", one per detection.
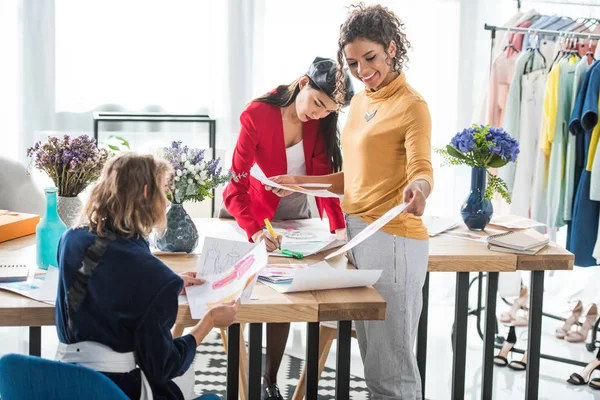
[
  {"xmin": 346, "ymin": 215, "xmax": 428, "ymax": 400},
  {"xmin": 56, "ymin": 341, "xmax": 195, "ymax": 400}
]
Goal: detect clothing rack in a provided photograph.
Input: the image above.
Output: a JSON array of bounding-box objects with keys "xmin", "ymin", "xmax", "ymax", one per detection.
[
  {"xmin": 484, "ymin": 23, "xmax": 600, "ymax": 41},
  {"xmin": 517, "ymin": 0, "xmax": 600, "ymax": 11},
  {"xmin": 467, "ymin": 20, "xmax": 600, "ymax": 372}
]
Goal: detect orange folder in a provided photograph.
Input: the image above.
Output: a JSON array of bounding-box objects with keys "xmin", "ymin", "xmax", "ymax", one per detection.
[{"xmin": 0, "ymin": 211, "xmax": 40, "ymax": 243}]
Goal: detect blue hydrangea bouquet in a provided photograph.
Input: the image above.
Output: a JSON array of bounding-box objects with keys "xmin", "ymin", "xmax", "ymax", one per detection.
[{"xmin": 437, "ymin": 125, "xmax": 519, "ymax": 203}]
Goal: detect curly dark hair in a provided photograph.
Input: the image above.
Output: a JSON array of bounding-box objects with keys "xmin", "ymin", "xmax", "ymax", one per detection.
[{"xmin": 334, "ymin": 3, "xmax": 411, "ymax": 104}]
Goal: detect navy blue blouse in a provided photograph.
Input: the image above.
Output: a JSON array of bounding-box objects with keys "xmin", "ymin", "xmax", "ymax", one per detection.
[{"xmin": 55, "ymin": 227, "xmax": 197, "ymax": 399}]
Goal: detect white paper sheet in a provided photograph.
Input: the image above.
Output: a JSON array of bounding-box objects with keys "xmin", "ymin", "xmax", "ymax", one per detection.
[
  {"xmin": 262, "ymin": 261, "xmax": 382, "ymax": 293},
  {"xmin": 0, "ymin": 265, "xmax": 59, "ymax": 305},
  {"xmin": 325, "ymin": 203, "xmax": 408, "ymax": 260},
  {"xmin": 422, "ymin": 215, "xmax": 459, "ymax": 236},
  {"xmin": 438, "ymin": 231, "xmax": 489, "ymax": 243},
  {"xmin": 489, "ymin": 214, "xmax": 546, "ymax": 230},
  {"xmin": 186, "ymin": 240, "xmax": 268, "ymax": 319},
  {"xmin": 250, "ymin": 165, "xmax": 339, "ymax": 198}
]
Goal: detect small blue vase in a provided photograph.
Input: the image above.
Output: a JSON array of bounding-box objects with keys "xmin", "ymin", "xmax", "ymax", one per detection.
[
  {"xmin": 156, "ymin": 204, "xmax": 199, "ymax": 253},
  {"xmin": 36, "ymin": 187, "xmax": 68, "ymax": 270},
  {"xmin": 460, "ymin": 168, "xmax": 493, "ymax": 231}
]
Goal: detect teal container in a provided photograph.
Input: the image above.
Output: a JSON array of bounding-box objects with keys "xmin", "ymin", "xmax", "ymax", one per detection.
[{"xmin": 36, "ymin": 187, "xmax": 67, "ymax": 270}]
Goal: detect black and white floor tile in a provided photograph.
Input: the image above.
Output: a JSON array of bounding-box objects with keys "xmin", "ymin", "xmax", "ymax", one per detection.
[{"xmin": 193, "ymin": 331, "xmax": 370, "ymax": 399}]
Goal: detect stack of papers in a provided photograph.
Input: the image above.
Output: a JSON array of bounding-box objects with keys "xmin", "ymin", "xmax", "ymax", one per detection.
[{"xmin": 489, "ymin": 215, "xmax": 546, "ymax": 230}]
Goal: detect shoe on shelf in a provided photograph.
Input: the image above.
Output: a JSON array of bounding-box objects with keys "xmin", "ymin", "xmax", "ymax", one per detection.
[
  {"xmin": 508, "ymin": 351, "xmax": 527, "ymax": 371},
  {"xmin": 499, "ymin": 286, "xmax": 529, "ymax": 324},
  {"xmin": 567, "ymin": 348, "xmax": 600, "ymax": 385},
  {"xmin": 262, "ymin": 382, "xmax": 284, "ymax": 400},
  {"xmin": 556, "ymin": 300, "xmax": 583, "ymax": 339},
  {"xmin": 565, "ymin": 304, "xmax": 598, "ymax": 343},
  {"xmin": 494, "ymin": 326, "xmax": 517, "ymax": 367}
]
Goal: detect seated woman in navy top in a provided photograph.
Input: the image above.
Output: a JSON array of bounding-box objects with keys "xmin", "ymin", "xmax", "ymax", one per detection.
[{"xmin": 55, "ymin": 153, "xmax": 239, "ymax": 400}]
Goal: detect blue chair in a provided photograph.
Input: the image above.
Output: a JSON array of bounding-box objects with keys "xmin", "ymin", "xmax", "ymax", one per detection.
[
  {"xmin": 0, "ymin": 353, "xmax": 129, "ymax": 399},
  {"xmin": 0, "ymin": 353, "xmax": 222, "ymax": 400}
]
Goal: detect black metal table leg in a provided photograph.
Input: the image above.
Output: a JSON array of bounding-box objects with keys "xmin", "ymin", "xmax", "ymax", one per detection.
[
  {"xmin": 336, "ymin": 320, "xmax": 352, "ymax": 399},
  {"xmin": 29, "ymin": 326, "xmax": 41, "ymax": 357},
  {"xmin": 452, "ymin": 272, "xmax": 470, "ymax": 400},
  {"xmin": 210, "ymin": 120, "xmax": 216, "ymax": 216},
  {"xmin": 248, "ymin": 323, "xmax": 263, "ymax": 399},
  {"xmin": 417, "ymin": 272, "xmax": 430, "ymax": 396},
  {"xmin": 482, "ymin": 272, "xmax": 499, "ymax": 399},
  {"xmin": 526, "ymin": 271, "xmax": 545, "ymax": 400},
  {"xmin": 226, "ymin": 324, "xmax": 240, "ymax": 400},
  {"xmin": 306, "ymin": 322, "xmax": 320, "ymax": 400}
]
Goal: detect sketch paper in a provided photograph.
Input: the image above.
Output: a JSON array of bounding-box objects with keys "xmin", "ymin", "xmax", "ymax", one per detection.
[
  {"xmin": 325, "ymin": 203, "xmax": 408, "ymax": 260},
  {"xmin": 197, "ymin": 237, "xmax": 257, "ymax": 277},
  {"xmin": 270, "ymin": 219, "xmax": 338, "ymax": 243},
  {"xmin": 262, "ymin": 261, "xmax": 382, "ymax": 293},
  {"xmin": 0, "ymin": 265, "xmax": 59, "ymax": 305},
  {"xmin": 269, "ymin": 239, "xmax": 345, "ymax": 258},
  {"xmin": 186, "ymin": 241, "xmax": 268, "ymax": 319},
  {"xmin": 250, "ymin": 165, "xmax": 339, "ymax": 198}
]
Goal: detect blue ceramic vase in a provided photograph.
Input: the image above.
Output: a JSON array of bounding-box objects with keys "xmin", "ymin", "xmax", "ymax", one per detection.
[
  {"xmin": 460, "ymin": 168, "xmax": 493, "ymax": 231},
  {"xmin": 156, "ymin": 204, "xmax": 199, "ymax": 253}
]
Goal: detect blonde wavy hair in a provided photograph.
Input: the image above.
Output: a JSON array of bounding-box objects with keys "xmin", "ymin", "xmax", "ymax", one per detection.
[{"xmin": 81, "ymin": 152, "xmax": 173, "ymax": 238}]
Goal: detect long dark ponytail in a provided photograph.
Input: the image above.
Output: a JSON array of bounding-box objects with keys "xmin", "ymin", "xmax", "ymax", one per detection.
[{"xmin": 254, "ymin": 77, "xmax": 343, "ymax": 172}]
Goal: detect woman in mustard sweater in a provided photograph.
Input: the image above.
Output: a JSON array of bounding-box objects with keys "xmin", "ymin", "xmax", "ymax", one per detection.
[{"xmin": 269, "ymin": 4, "xmax": 432, "ymax": 399}]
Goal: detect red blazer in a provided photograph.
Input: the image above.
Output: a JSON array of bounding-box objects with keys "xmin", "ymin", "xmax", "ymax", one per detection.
[{"xmin": 223, "ymin": 101, "xmax": 345, "ymax": 240}]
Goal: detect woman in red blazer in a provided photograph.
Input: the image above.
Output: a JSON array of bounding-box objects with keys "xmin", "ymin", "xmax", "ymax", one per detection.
[{"xmin": 220, "ymin": 57, "xmax": 354, "ymax": 400}]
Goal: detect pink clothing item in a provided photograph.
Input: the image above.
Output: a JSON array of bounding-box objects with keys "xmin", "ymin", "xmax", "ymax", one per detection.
[
  {"xmin": 488, "ymin": 51, "xmax": 519, "ymax": 127},
  {"xmin": 506, "ymin": 20, "xmax": 534, "ymax": 58}
]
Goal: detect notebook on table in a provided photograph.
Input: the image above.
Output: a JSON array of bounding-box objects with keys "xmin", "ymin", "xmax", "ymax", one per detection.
[
  {"xmin": 487, "ymin": 243, "xmax": 548, "ymax": 255},
  {"xmin": 0, "ymin": 264, "xmax": 29, "ymax": 283},
  {"xmin": 487, "ymin": 230, "xmax": 549, "ymax": 251}
]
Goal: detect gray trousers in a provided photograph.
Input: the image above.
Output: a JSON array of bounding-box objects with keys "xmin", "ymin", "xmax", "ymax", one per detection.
[{"xmin": 346, "ymin": 215, "xmax": 428, "ymax": 400}]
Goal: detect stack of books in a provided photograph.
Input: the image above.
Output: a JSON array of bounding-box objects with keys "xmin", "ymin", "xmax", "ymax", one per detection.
[{"xmin": 486, "ymin": 230, "xmax": 550, "ymax": 255}]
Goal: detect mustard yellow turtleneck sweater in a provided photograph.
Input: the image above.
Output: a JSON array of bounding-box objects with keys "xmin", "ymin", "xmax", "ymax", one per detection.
[{"xmin": 341, "ymin": 73, "xmax": 434, "ymax": 240}]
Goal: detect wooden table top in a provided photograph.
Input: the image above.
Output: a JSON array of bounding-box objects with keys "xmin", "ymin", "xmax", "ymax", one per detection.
[{"xmin": 0, "ymin": 218, "xmax": 573, "ymax": 327}]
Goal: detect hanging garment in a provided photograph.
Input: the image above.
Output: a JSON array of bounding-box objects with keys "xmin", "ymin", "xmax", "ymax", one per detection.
[
  {"xmin": 531, "ymin": 63, "xmax": 561, "ymax": 222},
  {"xmin": 500, "ymin": 48, "xmax": 546, "ymax": 216},
  {"xmin": 506, "ymin": 20, "xmax": 535, "ymax": 58},
  {"xmin": 473, "ymin": 10, "xmax": 539, "ymax": 126},
  {"xmin": 568, "ymin": 62, "xmax": 600, "ymax": 267},
  {"xmin": 488, "ymin": 51, "xmax": 520, "ymax": 127},
  {"xmin": 511, "ymin": 69, "xmax": 548, "ymax": 218},
  {"xmin": 564, "ymin": 58, "xmax": 592, "ymax": 221},
  {"xmin": 547, "ymin": 56, "xmax": 578, "ymax": 229}
]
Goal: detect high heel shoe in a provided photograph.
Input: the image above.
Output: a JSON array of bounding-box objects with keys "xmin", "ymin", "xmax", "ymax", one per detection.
[
  {"xmin": 565, "ymin": 304, "xmax": 598, "ymax": 343},
  {"xmin": 590, "ymin": 378, "xmax": 600, "ymax": 390},
  {"xmin": 508, "ymin": 351, "xmax": 527, "ymax": 371},
  {"xmin": 567, "ymin": 348, "xmax": 600, "ymax": 385},
  {"xmin": 494, "ymin": 326, "xmax": 517, "ymax": 367},
  {"xmin": 556, "ymin": 300, "xmax": 583, "ymax": 339},
  {"xmin": 500, "ymin": 287, "xmax": 529, "ymax": 324}
]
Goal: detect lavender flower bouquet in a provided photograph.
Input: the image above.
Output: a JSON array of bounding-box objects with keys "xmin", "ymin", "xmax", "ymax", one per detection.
[
  {"xmin": 436, "ymin": 125, "xmax": 519, "ymax": 203},
  {"xmin": 27, "ymin": 135, "xmax": 109, "ymax": 197},
  {"xmin": 160, "ymin": 141, "xmax": 231, "ymax": 204}
]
